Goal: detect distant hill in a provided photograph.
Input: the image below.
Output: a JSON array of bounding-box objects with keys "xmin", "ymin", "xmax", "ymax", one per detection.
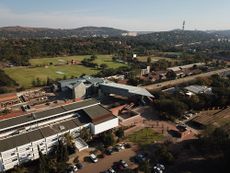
[
  {"xmin": 0, "ymin": 26, "xmax": 129, "ymax": 39},
  {"xmin": 207, "ymin": 30, "xmax": 230, "ymax": 38},
  {"xmin": 134, "ymin": 30, "xmax": 218, "ymax": 45}
]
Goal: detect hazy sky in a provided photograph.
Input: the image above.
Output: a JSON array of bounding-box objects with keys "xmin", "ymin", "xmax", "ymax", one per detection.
[{"xmin": 0, "ymin": 0, "xmax": 229, "ymax": 31}]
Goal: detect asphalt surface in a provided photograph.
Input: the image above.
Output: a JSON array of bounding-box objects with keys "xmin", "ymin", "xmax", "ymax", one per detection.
[
  {"xmin": 77, "ymin": 148, "xmax": 137, "ymax": 173},
  {"xmin": 143, "ymin": 68, "xmax": 230, "ymax": 91}
]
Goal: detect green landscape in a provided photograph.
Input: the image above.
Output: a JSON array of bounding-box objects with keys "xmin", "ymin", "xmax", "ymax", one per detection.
[
  {"xmin": 3, "ymin": 55, "xmax": 126, "ymax": 88},
  {"xmin": 128, "ymin": 128, "xmax": 164, "ymax": 146},
  {"xmin": 137, "ymin": 55, "xmax": 177, "ymax": 62}
]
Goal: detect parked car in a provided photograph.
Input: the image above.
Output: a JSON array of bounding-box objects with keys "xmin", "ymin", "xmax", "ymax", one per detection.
[
  {"xmin": 153, "ymin": 163, "xmax": 165, "ymax": 173},
  {"xmin": 108, "ymin": 168, "xmax": 116, "ymax": 173},
  {"xmin": 114, "ymin": 144, "xmax": 125, "ymax": 151},
  {"xmin": 119, "ymin": 160, "xmax": 128, "ymax": 168},
  {"xmin": 135, "ymin": 154, "xmax": 146, "ymax": 163},
  {"xmin": 66, "ymin": 166, "xmax": 74, "ymax": 173},
  {"xmin": 75, "ymin": 162, "xmax": 83, "ymax": 169},
  {"xmin": 106, "ymin": 148, "xmax": 114, "ymax": 155},
  {"xmin": 156, "ymin": 164, "xmax": 165, "ymax": 171},
  {"xmin": 176, "ymin": 124, "xmax": 188, "ymax": 132},
  {"xmin": 72, "ymin": 165, "xmax": 78, "ymax": 172},
  {"xmin": 89, "ymin": 153, "xmax": 98, "ymax": 163},
  {"xmin": 153, "ymin": 166, "xmax": 163, "ymax": 173}
]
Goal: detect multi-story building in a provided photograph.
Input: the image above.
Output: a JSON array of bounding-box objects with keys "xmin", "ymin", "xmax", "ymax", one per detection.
[{"xmin": 0, "ymin": 99, "xmax": 118, "ymax": 172}]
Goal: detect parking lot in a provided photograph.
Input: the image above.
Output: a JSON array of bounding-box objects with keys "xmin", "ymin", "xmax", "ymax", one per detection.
[{"xmin": 77, "ymin": 148, "xmax": 138, "ymax": 173}]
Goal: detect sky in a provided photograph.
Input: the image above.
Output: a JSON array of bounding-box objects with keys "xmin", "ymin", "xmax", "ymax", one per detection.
[{"xmin": 0, "ymin": 0, "xmax": 230, "ymax": 31}]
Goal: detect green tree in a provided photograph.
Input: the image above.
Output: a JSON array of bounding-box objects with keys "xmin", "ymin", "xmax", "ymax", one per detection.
[
  {"xmin": 36, "ymin": 77, "xmax": 41, "ymax": 86},
  {"xmin": 11, "ymin": 166, "xmax": 28, "ymax": 173},
  {"xmin": 147, "ymin": 57, "xmax": 152, "ymax": 64},
  {"xmin": 80, "ymin": 127, "xmax": 92, "ymax": 142},
  {"xmin": 38, "ymin": 148, "xmax": 49, "ymax": 173},
  {"xmin": 63, "ymin": 75, "xmax": 67, "ymax": 80},
  {"xmin": 102, "ymin": 131, "xmax": 115, "ymax": 147},
  {"xmin": 166, "ymin": 70, "xmax": 177, "ymax": 79},
  {"xmin": 154, "ymin": 145, "xmax": 174, "ymax": 165},
  {"xmin": 64, "ymin": 133, "xmax": 76, "ymax": 154},
  {"xmin": 32, "ymin": 79, "xmax": 36, "ymax": 87},
  {"xmin": 90, "ymin": 55, "xmax": 97, "ymax": 61},
  {"xmin": 56, "ymin": 140, "xmax": 69, "ymax": 163},
  {"xmin": 115, "ymin": 128, "xmax": 125, "ymax": 139},
  {"xmin": 100, "ymin": 63, "xmax": 108, "ymax": 70},
  {"xmin": 55, "ymin": 141, "xmax": 69, "ymax": 173},
  {"xmin": 46, "ymin": 77, "xmax": 54, "ymax": 86},
  {"xmin": 139, "ymin": 160, "xmax": 151, "ymax": 173}
]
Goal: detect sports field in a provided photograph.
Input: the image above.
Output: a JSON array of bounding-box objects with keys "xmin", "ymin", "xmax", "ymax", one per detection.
[
  {"xmin": 137, "ymin": 55, "xmax": 178, "ymax": 62},
  {"xmin": 29, "ymin": 55, "xmax": 123, "ymax": 68},
  {"xmin": 4, "ymin": 55, "xmax": 126, "ymax": 88}
]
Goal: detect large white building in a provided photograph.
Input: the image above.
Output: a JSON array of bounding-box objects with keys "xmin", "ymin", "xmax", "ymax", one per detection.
[{"xmin": 0, "ymin": 99, "xmax": 118, "ymax": 172}]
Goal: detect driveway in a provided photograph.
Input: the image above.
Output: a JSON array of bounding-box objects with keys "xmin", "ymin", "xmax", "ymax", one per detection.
[{"xmin": 77, "ymin": 148, "xmax": 138, "ymax": 173}]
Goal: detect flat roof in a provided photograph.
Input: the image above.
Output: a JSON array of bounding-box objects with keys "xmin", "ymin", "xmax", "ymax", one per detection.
[
  {"xmin": 83, "ymin": 105, "xmax": 116, "ymax": 124},
  {"xmin": 100, "ymin": 82, "xmax": 153, "ymax": 97},
  {"xmin": 39, "ymin": 126, "xmax": 57, "ymax": 137},
  {"xmin": 51, "ymin": 119, "xmax": 79, "ymax": 133},
  {"xmin": 0, "ymin": 115, "xmax": 88, "ymax": 152},
  {"xmin": 167, "ymin": 63, "xmax": 205, "ymax": 71},
  {"xmin": 0, "ymin": 99, "xmax": 99, "ymax": 132},
  {"xmin": 184, "ymin": 85, "xmax": 211, "ymax": 94},
  {"xmin": 0, "ymin": 114, "xmax": 35, "ymax": 130},
  {"xmin": 26, "ymin": 129, "xmax": 44, "ymax": 142},
  {"xmin": 83, "ymin": 105, "xmax": 111, "ymax": 120},
  {"xmin": 0, "ymin": 133, "xmax": 30, "ymax": 152}
]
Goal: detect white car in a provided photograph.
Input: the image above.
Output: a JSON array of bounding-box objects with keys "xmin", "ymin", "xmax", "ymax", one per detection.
[
  {"xmin": 108, "ymin": 168, "xmax": 116, "ymax": 173},
  {"xmin": 153, "ymin": 166, "xmax": 163, "ymax": 173},
  {"xmin": 156, "ymin": 164, "xmax": 165, "ymax": 170},
  {"xmin": 118, "ymin": 143, "xmax": 125, "ymax": 150},
  {"xmin": 72, "ymin": 165, "xmax": 78, "ymax": 172},
  {"xmin": 119, "ymin": 160, "xmax": 128, "ymax": 168},
  {"xmin": 89, "ymin": 153, "xmax": 98, "ymax": 163}
]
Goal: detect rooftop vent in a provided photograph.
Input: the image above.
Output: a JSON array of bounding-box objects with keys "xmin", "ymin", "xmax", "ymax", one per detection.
[{"xmin": 59, "ymin": 125, "xmax": 65, "ymax": 131}]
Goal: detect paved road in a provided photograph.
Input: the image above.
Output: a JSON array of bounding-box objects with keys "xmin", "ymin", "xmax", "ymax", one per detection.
[
  {"xmin": 143, "ymin": 68, "xmax": 230, "ymax": 91},
  {"xmin": 78, "ymin": 148, "xmax": 138, "ymax": 173}
]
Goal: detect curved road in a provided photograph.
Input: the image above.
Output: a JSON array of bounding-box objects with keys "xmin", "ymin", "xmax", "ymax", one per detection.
[{"xmin": 143, "ymin": 68, "xmax": 230, "ymax": 91}]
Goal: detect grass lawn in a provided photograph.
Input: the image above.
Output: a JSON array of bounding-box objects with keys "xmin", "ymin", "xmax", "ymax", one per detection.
[
  {"xmin": 29, "ymin": 55, "xmax": 124, "ymax": 69},
  {"xmin": 4, "ymin": 65, "xmax": 98, "ymax": 88},
  {"xmin": 4, "ymin": 55, "xmax": 126, "ymax": 88},
  {"xmin": 137, "ymin": 55, "xmax": 178, "ymax": 63},
  {"xmin": 127, "ymin": 128, "xmax": 164, "ymax": 146}
]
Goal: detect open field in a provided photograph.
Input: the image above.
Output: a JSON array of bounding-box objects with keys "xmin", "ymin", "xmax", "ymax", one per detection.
[
  {"xmin": 29, "ymin": 55, "xmax": 124, "ymax": 69},
  {"xmin": 4, "ymin": 55, "xmax": 126, "ymax": 88},
  {"xmin": 137, "ymin": 55, "xmax": 178, "ymax": 62},
  {"xmin": 127, "ymin": 128, "xmax": 164, "ymax": 145}
]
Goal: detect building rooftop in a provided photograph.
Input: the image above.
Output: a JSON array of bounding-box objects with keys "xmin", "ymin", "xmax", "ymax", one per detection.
[
  {"xmin": 0, "ymin": 102, "xmax": 118, "ymax": 152},
  {"xmin": 184, "ymin": 85, "xmax": 212, "ymax": 94},
  {"xmin": 58, "ymin": 76, "xmax": 105, "ymax": 88},
  {"xmin": 0, "ymin": 133, "xmax": 30, "ymax": 152},
  {"xmin": 84, "ymin": 105, "xmax": 111, "ymax": 119},
  {"xmin": 0, "ymin": 99, "xmax": 99, "ymax": 132},
  {"xmin": 26, "ymin": 129, "xmax": 44, "ymax": 142},
  {"xmin": 100, "ymin": 82, "xmax": 153, "ymax": 98},
  {"xmin": 167, "ymin": 63, "xmax": 205, "ymax": 72}
]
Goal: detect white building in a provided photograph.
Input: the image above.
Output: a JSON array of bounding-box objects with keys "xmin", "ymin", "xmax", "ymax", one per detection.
[{"xmin": 0, "ymin": 99, "xmax": 118, "ymax": 172}]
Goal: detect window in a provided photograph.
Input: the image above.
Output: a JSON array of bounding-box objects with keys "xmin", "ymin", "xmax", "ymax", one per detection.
[
  {"xmin": 52, "ymin": 138, "xmax": 57, "ymax": 142},
  {"xmin": 12, "ymin": 158, "xmax": 17, "ymax": 162},
  {"xmin": 11, "ymin": 153, "xmax": 15, "ymax": 156}
]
